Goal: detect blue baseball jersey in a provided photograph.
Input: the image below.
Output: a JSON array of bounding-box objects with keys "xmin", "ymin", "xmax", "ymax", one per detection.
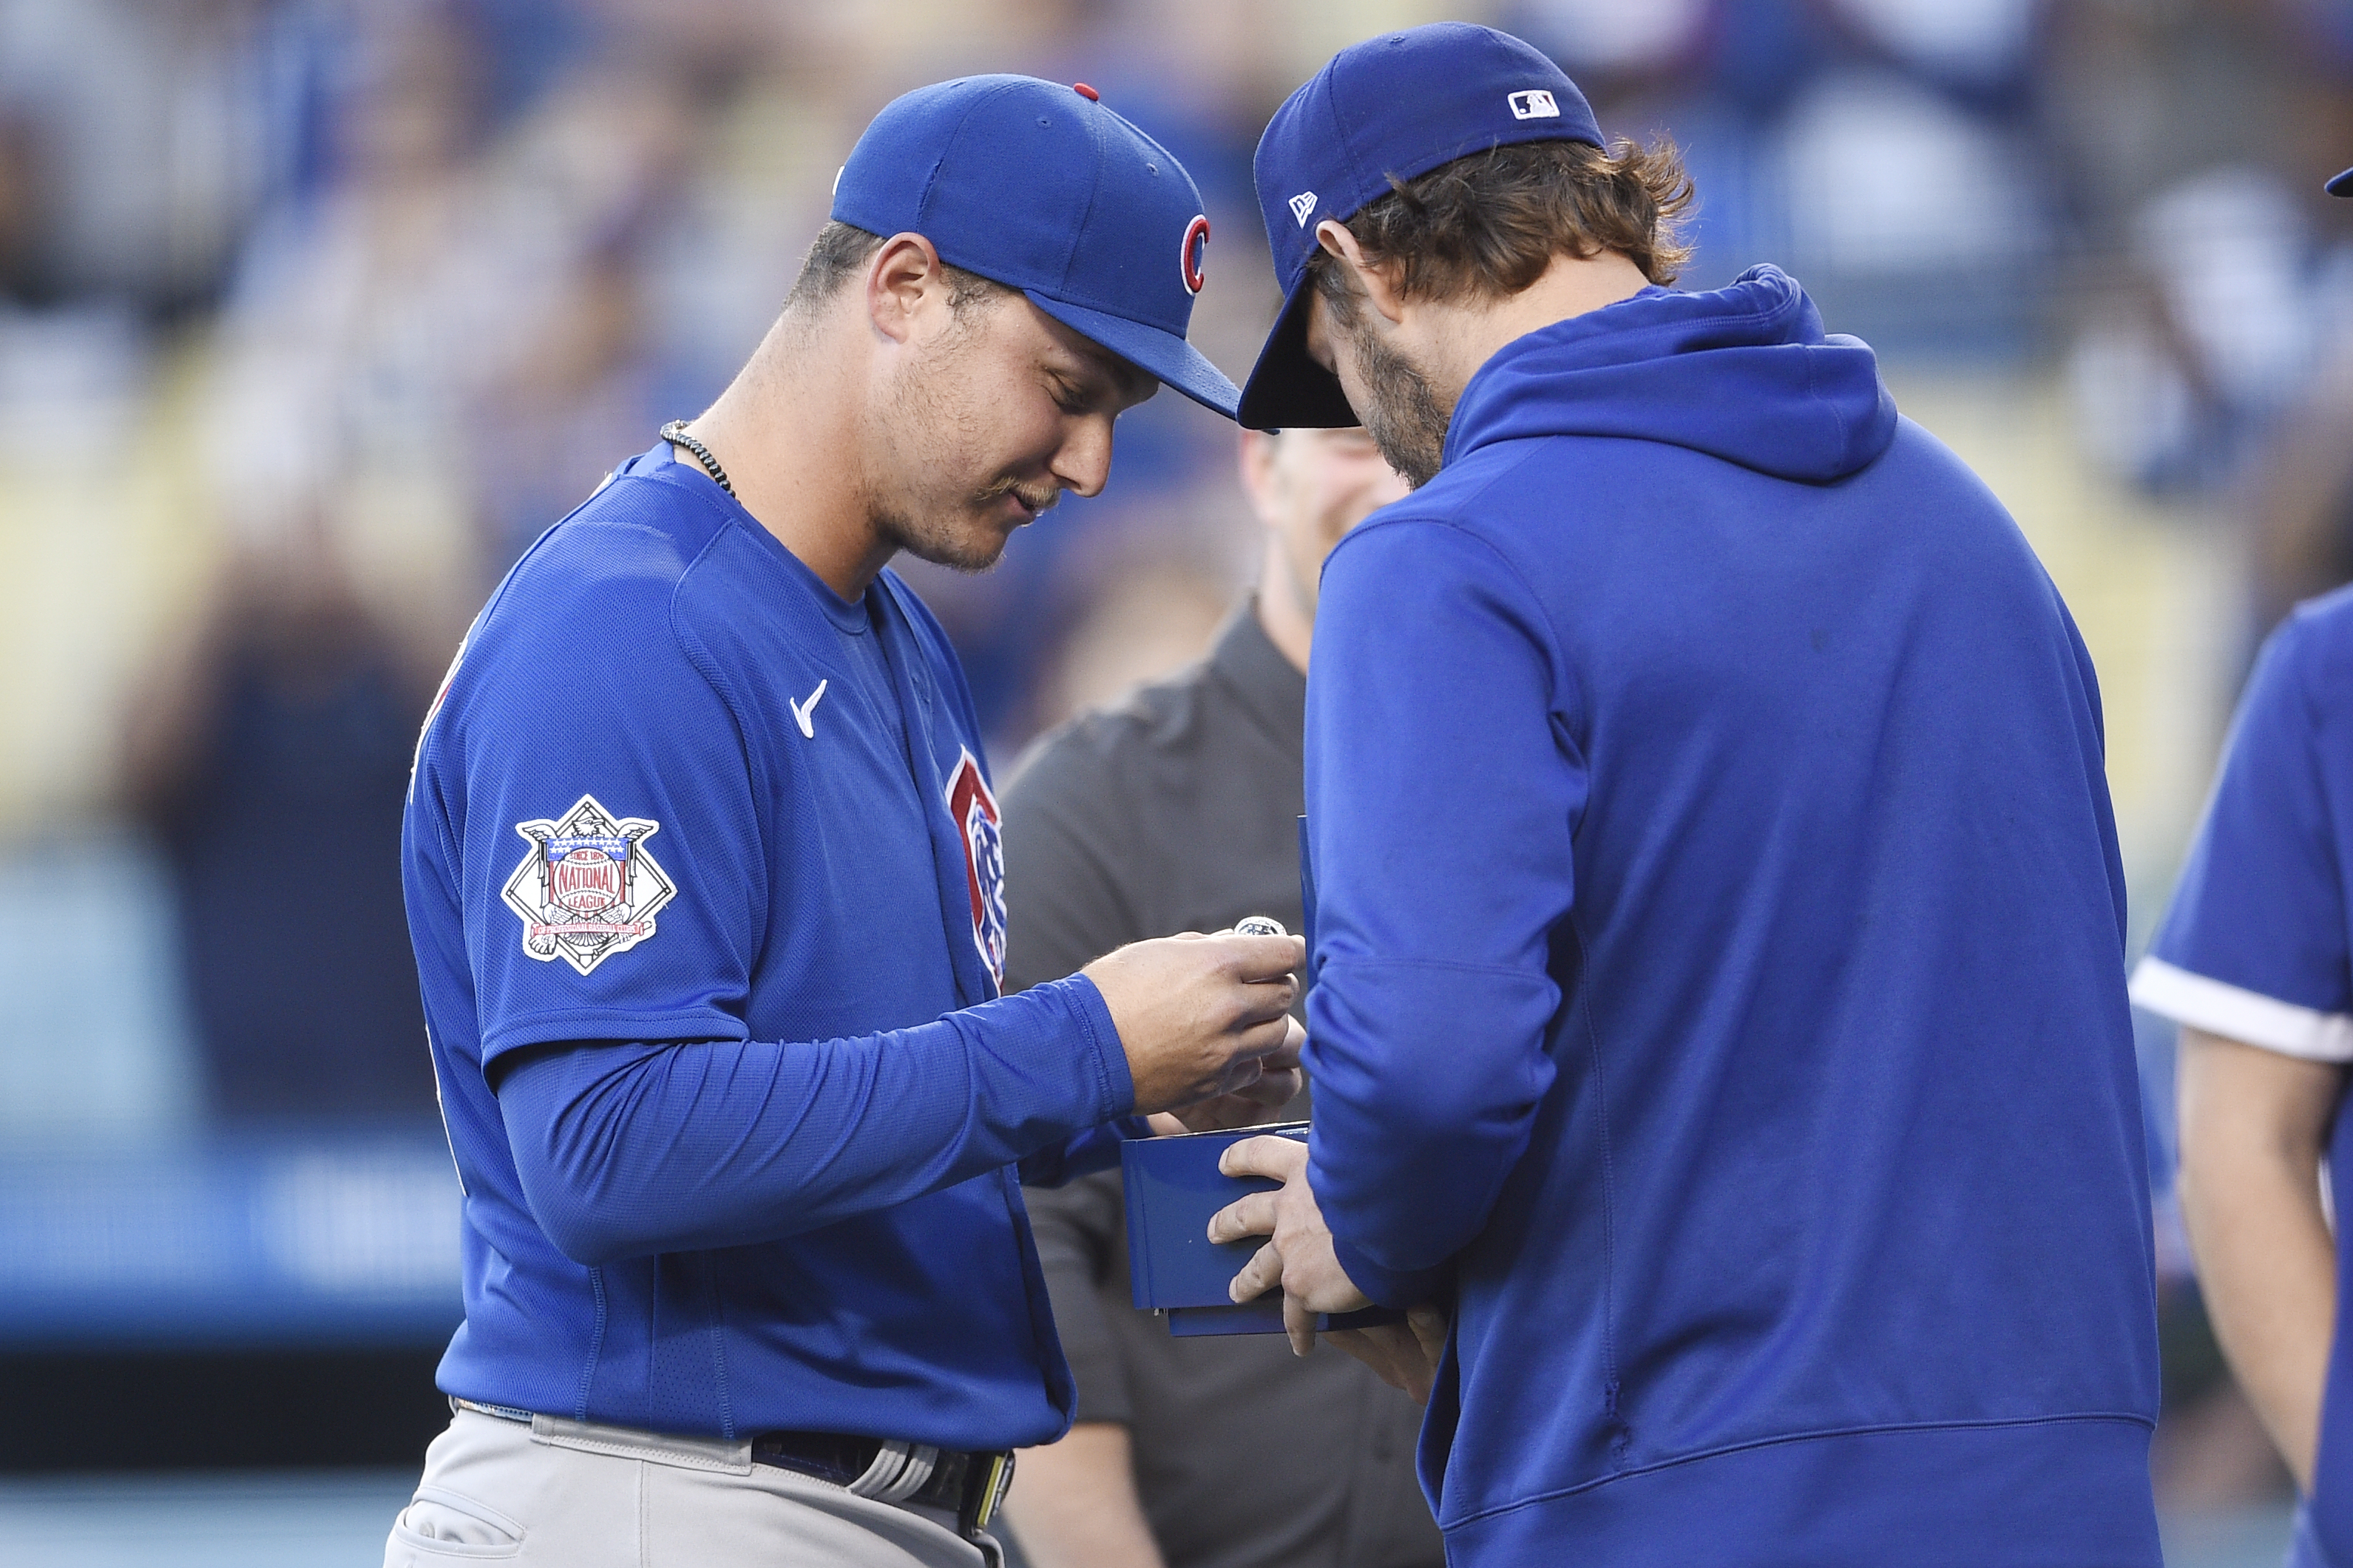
[
  {"xmin": 403, "ymin": 441, "xmax": 1141, "ymax": 1447},
  {"xmin": 2132, "ymin": 586, "xmax": 2353, "ymax": 1568},
  {"xmin": 1301, "ymin": 268, "xmax": 2161, "ymax": 1565}
]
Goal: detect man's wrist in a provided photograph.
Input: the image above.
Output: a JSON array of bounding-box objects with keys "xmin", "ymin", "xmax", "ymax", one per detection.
[
  {"xmin": 1331, "ymin": 1232, "xmax": 1446, "ymax": 1311},
  {"xmin": 1053, "ymin": 972, "xmax": 1136, "ymax": 1119}
]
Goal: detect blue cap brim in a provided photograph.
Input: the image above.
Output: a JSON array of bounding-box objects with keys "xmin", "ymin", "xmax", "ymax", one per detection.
[
  {"xmin": 1236, "ymin": 275, "xmax": 1358, "ymax": 431},
  {"xmin": 2332, "ymin": 166, "xmax": 2353, "ymax": 197},
  {"xmin": 1024, "ymin": 291, "xmax": 1241, "ymax": 419}
]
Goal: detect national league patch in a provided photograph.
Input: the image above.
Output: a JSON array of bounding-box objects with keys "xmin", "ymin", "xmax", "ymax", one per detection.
[
  {"xmin": 504, "ymin": 794, "xmax": 676, "ymax": 975},
  {"xmin": 945, "ymin": 750, "xmax": 1007, "ymax": 988}
]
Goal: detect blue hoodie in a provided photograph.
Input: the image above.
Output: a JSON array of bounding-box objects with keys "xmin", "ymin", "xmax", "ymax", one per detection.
[{"xmin": 1301, "ymin": 266, "xmax": 2161, "ymax": 1566}]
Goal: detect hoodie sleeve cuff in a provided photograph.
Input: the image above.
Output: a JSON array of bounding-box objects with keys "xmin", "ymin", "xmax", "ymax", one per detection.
[{"xmin": 1333, "ymin": 1232, "xmax": 1448, "ymax": 1311}]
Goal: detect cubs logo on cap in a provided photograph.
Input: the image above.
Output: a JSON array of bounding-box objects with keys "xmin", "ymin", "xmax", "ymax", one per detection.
[
  {"xmin": 1181, "ymin": 214, "xmax": 1211, "ymax": 296},
  {"xmin": 1239, "ymin": 24, "xmax": 1604, "ymax": 430},
  {"xmin": 832, "ymin": 76, "xmax": 1241, "ymax": 419}
]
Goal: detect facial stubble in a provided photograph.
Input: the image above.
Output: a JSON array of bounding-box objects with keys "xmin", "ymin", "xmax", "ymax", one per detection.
[
  {"xmin": 1344, "ymin": 317, "xmax": 1453, "ymax": 490},
  {"xmin": 866, "ymin": 308, "xmax": 1062, "ymax": 575}
]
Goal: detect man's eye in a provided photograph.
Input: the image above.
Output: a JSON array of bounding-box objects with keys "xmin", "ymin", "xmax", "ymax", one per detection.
[{"xmin": 1050, "ymin": 382, "xmax": 1087, "ymax": 413}]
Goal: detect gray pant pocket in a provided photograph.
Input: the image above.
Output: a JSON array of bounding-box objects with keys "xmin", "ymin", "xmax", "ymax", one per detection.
[{"xmin": 390, "ymin": 1485, "xmax": 526, "ymax": 1558}]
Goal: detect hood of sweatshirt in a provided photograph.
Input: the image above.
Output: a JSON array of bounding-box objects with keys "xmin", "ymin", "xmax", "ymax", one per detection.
[{"xmin": 1440, "ymin": 264, "xmax": 1897, "ymax": 483}]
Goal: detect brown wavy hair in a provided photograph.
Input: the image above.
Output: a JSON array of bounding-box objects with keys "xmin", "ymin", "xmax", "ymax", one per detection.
[{"xmin": 1310, "ymin": 137, "xmax": 1696, "ymax": 320}]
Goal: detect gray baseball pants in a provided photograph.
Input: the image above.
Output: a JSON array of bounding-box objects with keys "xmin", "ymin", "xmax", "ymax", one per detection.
[{"xmin": 384, "ymin": 1408, "xmax": 998, "ymax": 1568}]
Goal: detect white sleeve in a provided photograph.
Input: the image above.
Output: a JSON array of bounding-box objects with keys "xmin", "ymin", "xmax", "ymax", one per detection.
[{"xmin": 2130, "ymin": 955, "xmax": 2353, "ymax": 1063}]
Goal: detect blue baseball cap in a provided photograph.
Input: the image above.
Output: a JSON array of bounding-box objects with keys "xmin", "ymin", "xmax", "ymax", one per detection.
[
  {"xmin": 2332, "ymin": 166, "xmax": 2353, "ymax": 197},
  {"xmin": 1239, "ymin": 24, "xmax": 1604, "ymax": 430},
  {"xmin": 831, "ymin": 75, "xmax": 1239, "ymax": 418}
]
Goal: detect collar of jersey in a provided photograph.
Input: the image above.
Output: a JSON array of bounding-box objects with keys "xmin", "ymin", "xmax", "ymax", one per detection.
[{"xmin": 631, "ymin": 440, "xmax": 876, "ymax": 635}]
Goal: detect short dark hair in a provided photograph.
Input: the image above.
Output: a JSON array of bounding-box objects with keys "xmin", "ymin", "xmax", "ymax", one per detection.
[
  {"xmin": 783, "ymin": 221, "xmax": 1009, "ymax": 315},
  {"xmin": 1310, "ymin": 137, "xmax": 1695, "ymax": 322}
]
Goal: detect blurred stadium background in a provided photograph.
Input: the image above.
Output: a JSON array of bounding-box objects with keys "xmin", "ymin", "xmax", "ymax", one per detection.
[{"xmin": 0, "ymin": 0, "xmax": 2348, "ymax": 1561}]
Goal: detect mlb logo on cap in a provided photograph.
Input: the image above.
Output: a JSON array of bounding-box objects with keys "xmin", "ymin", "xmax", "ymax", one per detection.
[{"xmin": 1508, "ymin": 89, "xmax": 1560, "ymax": 120}]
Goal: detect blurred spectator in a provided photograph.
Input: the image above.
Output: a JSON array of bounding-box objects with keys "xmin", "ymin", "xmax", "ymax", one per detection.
[
  {"xmin": 0, "ymin": 103, "xmax": 42, "ymax": 301},
  {"xmin": 2051, "ymin": 0, "xmax": 2353, "ymax": 513},
  {"xmin": 1823, "ymin": 0, "xmax": 2042, "ymax": 100},
  {"xmin": 2142, "ymin": 174, "xmax": 2316, "ymax": 461},
  {"xmin": 132, "ymin": 3, "xmax": 529, "ymax": 1128},
  {"xmin": 123, "ymin": 524, "xmax": 435, "ymax": 1124},
  {"xmin": 461, "ymin": 59, "xmax": 700, "ymax": 563},
  {"xmin": 2068, "ymin": 159, "xmax": 2353, "ymax": 649},
  {"xmin": 1514, "ymin": 0, "xmax": 2054, "ymax": 347},
  {"xmin": 475, "ymin": 232, "xmax": 659, "ymax": 563},
  {"xmin": 1514, "ymin": 0, "xmax": 1713, "ymax": 84},
  {"xmin": 1780, "ymin": 67, "xmax": 2045, "ymax": 277},
  {"xmin": 1035, "ymin": 550, "xmax": 1237, "ymax": 733},
  {"xmin": 2244, "ymin": 330, "xmax": 2353, "ymax": 628},
  {"xmin": 199, "ymin": 3, "xmax": 498, "ymax": 648},
  {"xmin": 0, "ymin": 0, "xmax": 295, "ymax": 314}
]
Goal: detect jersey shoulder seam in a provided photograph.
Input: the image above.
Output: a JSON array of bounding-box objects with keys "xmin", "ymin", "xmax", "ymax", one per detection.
[
  {"xmin": 666, "ymin": 523, "xmax": 772, "ymax": 920},
  {"xmin": 415, "ymin": 476, "xmax": 644, "ymax": 862}
]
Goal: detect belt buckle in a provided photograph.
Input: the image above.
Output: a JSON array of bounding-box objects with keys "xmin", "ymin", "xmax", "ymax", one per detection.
[{"xmin": 957, "ymin": 1450, "xmax": 1015, "ymax": 1541}]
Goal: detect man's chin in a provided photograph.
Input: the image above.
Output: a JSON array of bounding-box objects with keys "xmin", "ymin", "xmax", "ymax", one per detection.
[
  {"xmin": 1361, "ymin": 421, "xmax": 1440, "ymax": 489},
  {"xmin": 1343, "ymin": 327, "xmax": 1450, "ymax": 489},
  {"xmin": 894, "ymin": 521, "xmax": 1015, "ymax": 576}
]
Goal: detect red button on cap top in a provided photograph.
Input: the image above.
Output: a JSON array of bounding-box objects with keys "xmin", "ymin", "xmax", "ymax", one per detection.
[{"xmin": 1072, "ymin": 82, "xmax": 1099, "ymax": 101}]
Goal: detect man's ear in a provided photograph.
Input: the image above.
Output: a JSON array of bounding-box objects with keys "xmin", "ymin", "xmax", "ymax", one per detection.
[
  {"xmin": 867, "ymin": 232, "xmax": 948, "ymax": 345},
  {"xmin": 1313, "ymin": 220, "xmax": 1405, "ymax": 325}
]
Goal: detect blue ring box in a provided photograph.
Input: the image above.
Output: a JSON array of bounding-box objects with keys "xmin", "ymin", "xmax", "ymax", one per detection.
[{"xmin": 1120, "ymin": 1122, "xmax": 1404, "ymax": 1337}]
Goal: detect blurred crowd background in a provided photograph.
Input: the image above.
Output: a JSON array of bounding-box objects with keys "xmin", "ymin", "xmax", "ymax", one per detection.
[{"xmin": 1, "ymin": 0, "xmax": 2351, "ymax": 1556}]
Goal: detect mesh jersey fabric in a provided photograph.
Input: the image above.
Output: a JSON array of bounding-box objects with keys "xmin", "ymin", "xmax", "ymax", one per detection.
[{"xmin": 403, "ymin": 441, "xmax": 1139, "ymax": 1447}]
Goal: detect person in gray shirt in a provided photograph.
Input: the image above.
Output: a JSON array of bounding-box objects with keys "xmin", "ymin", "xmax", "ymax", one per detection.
[{"xmin": 997, "ymin": 427, "xmax": 1438, "ymax": 1568}]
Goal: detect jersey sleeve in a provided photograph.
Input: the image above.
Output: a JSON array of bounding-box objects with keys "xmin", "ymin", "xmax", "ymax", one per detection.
[
  {"xmin": 2131, "ymin": 610, "xmax": 2353, "ymax": 1061},
  {"xmin": 491, "ymin": 971, "xmax": 1136, "ymax": 1261},
  {"xmin": 453, "ymin": 566, "xmax": 763, "ymax": 1064},
  {"xmin": 1302, "ymin": 519, "xmax": 1585, "ymax": 1307}
]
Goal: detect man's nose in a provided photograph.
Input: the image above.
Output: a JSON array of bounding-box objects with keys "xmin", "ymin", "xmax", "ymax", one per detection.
[{"xmin": 1051, "ymin": 416, "xmax": 1117, "ymax": 499}]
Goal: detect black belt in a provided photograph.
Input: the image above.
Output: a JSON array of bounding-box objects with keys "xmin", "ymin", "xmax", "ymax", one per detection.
[{"xmin": 751, "ymin": 1430, "xmax": 1014, "ymax": 1541}]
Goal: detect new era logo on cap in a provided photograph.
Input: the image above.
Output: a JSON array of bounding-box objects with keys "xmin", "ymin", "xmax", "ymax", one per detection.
[
  {"xmin": 1289, "ymin": 191, "xmax": 1318, "ymax": 227},
  {"xmin": 1508, "ymin": 89, "xmax": 1559, "ymax": 120}
]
